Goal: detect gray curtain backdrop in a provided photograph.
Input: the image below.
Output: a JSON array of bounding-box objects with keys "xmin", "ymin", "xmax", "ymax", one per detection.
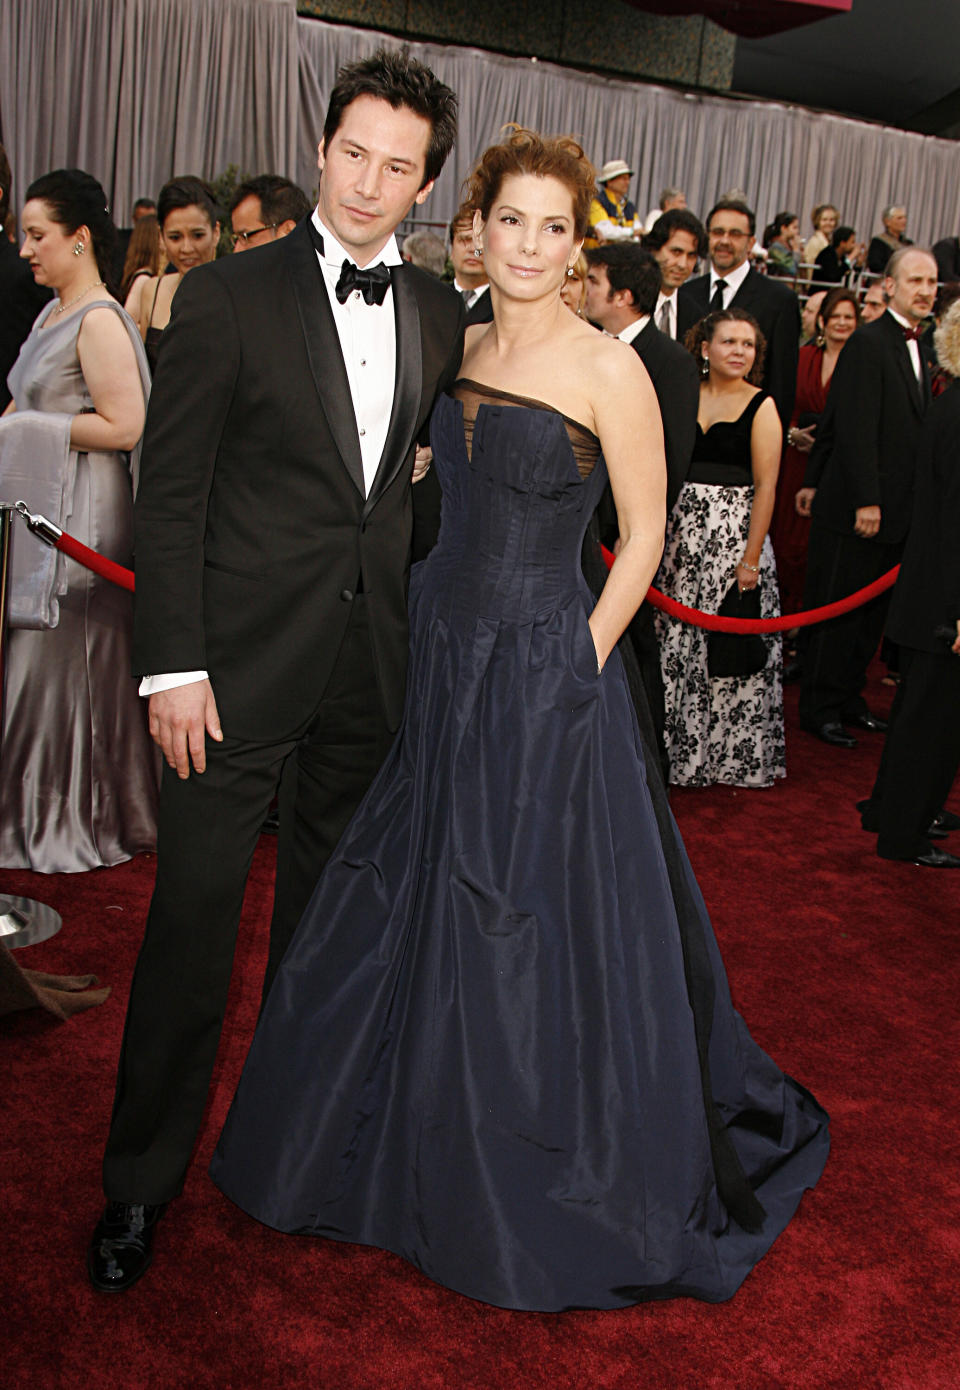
[{"xmin": 3, "ymin": 0, "xmax": 959, "ymax": 247}]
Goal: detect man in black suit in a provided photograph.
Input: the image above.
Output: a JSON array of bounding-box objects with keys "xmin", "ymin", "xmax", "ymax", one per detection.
[
  {"xmin": 678, "ymin": 198, "xmax": 800, "ymax": 430},
  {"xmin": 584, "ymin": 243, "xmax": 698, "ymax": 772},
  {"xmin": 644, "ymin": 207, "xmax": 706, "ymax": 342},
  {"xmin": 449, "ymin": 210, "xmax": 493, "ymax": 325},
  {"xmin": 858, "ymin": 362, "xmax": 960, "ymax": 868},
  {"xmin": 88, "ymin": 50, "xmax": 465, "ymax": 1293},
  {"xmin": 798, "ymin": 248, "xmax": 938, "ymax": 747},
  {"xmin": 0, "ymin": 143, "xmax": 51, "ymax": 411}
]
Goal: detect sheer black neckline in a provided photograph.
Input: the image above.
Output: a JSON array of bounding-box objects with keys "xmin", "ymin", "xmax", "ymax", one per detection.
[{"xmin": 453, "ymin": 378, "xmax": 600, "ymax": 445}]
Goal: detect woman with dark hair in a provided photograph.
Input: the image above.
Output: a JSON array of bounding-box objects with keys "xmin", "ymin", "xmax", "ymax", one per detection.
[
  {"xmin": 764, "ymin": 210, "xmax": 800, "ymax": 278},
  {"xmin": 772, "ymin": 287, "xmax": 860, "ymax": 624},
  {"xmin": 655, "ymin": 309, "xmax": 785, "ymax": 786},
  {"xmin": 211, "ymin": 132, "xmax": 828, "ymax": 1312},
  {"xmin": 0, "ymin": 168, "xmax": 158, "ymax": 871},
  {"xmin": 127, "ymin": 175, "xmax": 220, "ymax": 371}
]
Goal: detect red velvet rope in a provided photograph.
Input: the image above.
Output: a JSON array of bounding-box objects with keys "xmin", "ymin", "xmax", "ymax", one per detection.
[
  {"xmin": 600, "ymin": 545, "xmax": 899, "ymax": 633},
  {"xmin": 48, "ymin": 530, "xmax": 898, "ymax": 632},
  {"xmin": 56, "ymin": 532, "xmax": 136, "ymax": 593}
]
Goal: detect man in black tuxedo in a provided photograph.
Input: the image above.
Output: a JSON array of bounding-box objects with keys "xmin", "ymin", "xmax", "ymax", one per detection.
[
  {"xmin": 0, "ymin": 144, "xmax": 51, "ymax": 411},
  {"xmin": 449, "ymin": 210, "xmax": 493, "ymax": 325},
  {"xmin": 798, "ymin": 248, "xmax": 937, "ymax": 747},
  {"xmin": 88, "ymin": 50, "xmax": 465, "ymax": 1293},
  {"xmin": 584, "ymin": 243, "xmax": 698, "ymax": 772},
  {"xmin": 858, "ymin": 361, "xmax": 960, "ymax": 868},
  {"xmin": 678, "ymin": 198, "xmax": 799, "ymax": 430}
]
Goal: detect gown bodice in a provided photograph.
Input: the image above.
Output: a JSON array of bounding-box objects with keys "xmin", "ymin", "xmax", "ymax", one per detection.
[
  {"xmin": 688, "ymin": 390, "xmax": 767, "ymax": 487},
  {"xmin": 427, "ymin": 382, "xmax": 606, "ymax": 621}
]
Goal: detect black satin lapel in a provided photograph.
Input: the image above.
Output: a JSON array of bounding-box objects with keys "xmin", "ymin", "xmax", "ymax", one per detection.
[
  {"xmin": 888, "ymin": 319, "xmax": 924, "ymax": 416},
  {"xmin": 285, "ymin": 222, "xmax": 365, "ymax": 496},
  {"xmin": 364, "ymin": 266, "xmax": 422, "ymax": 517}
]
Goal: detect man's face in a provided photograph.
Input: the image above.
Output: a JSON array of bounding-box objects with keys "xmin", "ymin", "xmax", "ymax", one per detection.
[
  {"xmin": 450, "ymin": 219, "xmax": 486, "ymax": 286},
  {"xmin": 884, "ymin": 208, "xmax": 907, "ymax": 239},
  {"xmin": 231, "ymin": 195, "xmax": 277, "ymax": 253},
  {"xmin": 317, "ymin": 94, "xmax": 434, "ymax": 265},
  {"xmin": 654, "ymin": 228, "xmax": 700, "ymax": 291},
  {"xmin": 837, "ymin": 234, "xmax": 857, "ymax": 258},
  {"xmin": 707, "ymin": 210, "xmax": 752, "ymax": 274},
  {"xmin": 885, "ymin": 251, "xmax": 937, "ymax": 325},
  {"xmin": 860, "ymin": 285, "xmax": 886, "ymax": 322},
  {"xmin": 604, "ymin": 173, "xmax": 631, "ymax": 201},
  {"xmin": 583, "ymin": 263, "xmax": 616, "ymax": 329},
  {"xmin": 801, "ymin": 291, "xmax": 826, "ymax": 340}
]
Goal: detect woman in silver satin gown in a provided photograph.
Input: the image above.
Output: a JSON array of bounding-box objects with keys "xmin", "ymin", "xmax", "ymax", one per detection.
[{"xmin": 0, "ymin": 169, "xmax": 158, "ymax": 872}]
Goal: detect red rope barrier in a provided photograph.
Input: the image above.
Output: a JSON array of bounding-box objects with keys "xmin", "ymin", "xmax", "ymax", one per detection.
[
  {"xmin": 600, "ymin": 546, "xmax": 899, "ymax": 634},
  {"xmin": 56, "ymin": 532, "xmax": 135, "ymax": 592}
]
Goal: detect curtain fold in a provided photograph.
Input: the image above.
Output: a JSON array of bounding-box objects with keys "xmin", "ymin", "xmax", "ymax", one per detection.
[{"xmin": 2, "ymin": 0, "xmax": 959, "ymax": 250}]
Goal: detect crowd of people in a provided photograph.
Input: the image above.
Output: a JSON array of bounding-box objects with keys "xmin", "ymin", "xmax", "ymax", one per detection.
[{"xmin": 0, "ymin": 45, "xmax": 955, "ymax": 1316}]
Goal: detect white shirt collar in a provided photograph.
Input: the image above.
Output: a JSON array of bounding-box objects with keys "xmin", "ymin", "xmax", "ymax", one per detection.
[
  {"xmin": 886, "ymin": 307, "xmax": 913, "ymax": 331},
  {"xmin": 311, "ymin": 209, "xmax": 402, "ymax": 269},
  {"xmin": 710, "ymin": 258, "xmax": 750, "ymax": 297},
  {"xmin": 617, "ymin": 315, "xmax": 650, "ymax": 345}
]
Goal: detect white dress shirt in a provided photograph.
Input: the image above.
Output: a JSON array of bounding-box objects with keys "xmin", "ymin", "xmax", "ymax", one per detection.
[
  {"xmin": 616, "ymin": 315, "xmax": 651, "ymax": 346},
  {"xmin": 886, "ymin": 307, "xmax": 922, "ymax": 382},
  {"xmin": 454, "ymin": 280, "xmax": 490, "ymax": 312},
  {"xmin": 141, "ymin": 211, "xmax": 401, "ymax": 697},
  {"xmin": 708, "ymin": 257, "xmax": 751, "ymax": 311}
]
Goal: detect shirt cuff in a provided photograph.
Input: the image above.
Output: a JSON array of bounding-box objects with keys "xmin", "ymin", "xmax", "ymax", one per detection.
[{"xmin": 139, "ymin": 670, "xmax": 209, "ymax": 697}]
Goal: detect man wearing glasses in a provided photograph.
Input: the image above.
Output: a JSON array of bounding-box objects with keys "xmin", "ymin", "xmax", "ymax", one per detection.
[
  {"xmin": 230, "ymin": 174, "xmax": 311, "ymax": 251},
  {"xmin": 678, "ymin": 198, "xmax": 800, "ymax": 428}
]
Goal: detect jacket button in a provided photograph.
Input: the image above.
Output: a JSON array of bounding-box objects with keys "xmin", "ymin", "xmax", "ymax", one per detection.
[{"xmin": 340, "ymin": 588, "xmax": 354, "ymax": 602}]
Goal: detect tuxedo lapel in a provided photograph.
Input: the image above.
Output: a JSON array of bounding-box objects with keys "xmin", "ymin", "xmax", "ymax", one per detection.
[
  {"xmin": 285, "ymin": 222, "xmax": 365, "ymax": 497},
  {"xmin": 364, "ymin": 264, "xmax": 422, "ymax": 517},
  {"xmin": 883, "ymin": 313, "xmax": 925, "ymax": 417}
]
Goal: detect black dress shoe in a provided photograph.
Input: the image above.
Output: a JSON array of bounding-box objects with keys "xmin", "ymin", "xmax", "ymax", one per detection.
[
  {"xmin": 910, "ymin": 848, "xmax": 960, "ymax": 868},
  {"xmin": 803, "ymin": 721, "xmax": 857, "ymax": 749},
  {"xmin": 932, "ymin": 809, "xmax": 960, "ymax": 833},
  {"xmin": 87, "ymin": 1201, "xmax": 166, "ymax": 1293},
  {"xmin": 856, "ymin": 799, "xmax": 949, "ymax": 839},
  {"xmin": 844, "ymin": 712, "xmax": 888, "ymax": 733}
]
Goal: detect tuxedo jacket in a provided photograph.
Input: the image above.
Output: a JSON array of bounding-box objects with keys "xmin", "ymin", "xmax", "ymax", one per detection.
[
  {"xmin": 678, "ymin": 266, "xmax": 800, "ymax": 429},
  {"xmin": 806, "ymin": 311, "xmax": 929, "ymax": 545},
  {"xmin": 133, "ymin": 218, "xmax": 464, "ymax": 739},
  {"xmin": 631, "ymin": 319, "xmax": 699, "ymax": 512},
  {"xmin": 463, "ymin": 286, "xmax": 494, "ymax": 326},
  {"xmin": 0, "ymin": 237, "xmax": 52, "ymax": 412},
  {"xmin": 885, "ymin": 379, "xmax": 960, "ymax": 653},
  {"xmin": 932, "ymin": 236, "xmax": 960, "ymax": 284}
]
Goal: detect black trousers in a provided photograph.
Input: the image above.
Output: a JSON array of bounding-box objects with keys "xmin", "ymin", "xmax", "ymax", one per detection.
[
  {"xmin": 102, "ymin": 596, "xmax": 394, "ymax": 1204},
  {"xmin": 864, "ymin": 645, "xmax": 960, "ymax": 859},
  {"xmin": 798, "ymin": 523, "xmax": 901, "ymax": 729}
]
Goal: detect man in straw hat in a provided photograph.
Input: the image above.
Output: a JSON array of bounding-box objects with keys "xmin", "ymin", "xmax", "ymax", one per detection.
[{"xmin": 585, "ymin": 159, "xmax": 643, "ymax": 248}]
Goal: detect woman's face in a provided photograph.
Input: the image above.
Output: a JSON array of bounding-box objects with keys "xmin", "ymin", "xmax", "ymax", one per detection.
[
  {"xmin": 782, "ymin": 218, "xmax": 800, "ymax": 249},
  {"xmin": 817, "ymin": 208, "xmax": 838, "ymax": 237},
  {"xmin": 703, "ymin": 320, "xmax": 757, "ymax": 381},
  {"xmin": 476, "ymin": 173, "xmax": 581, "ymax": 303},
  {"xmin": 822, "ymin": 300, "xmax": 858, "ymax": 347},
  {"xmin": 19, "ymin": 199, "xmax": 83, "ymax": 290},
  {"xmin": 160, "ymin": 204, "xmax": 220, "ymax": 273},
  {"xmin": 560, "ymin": 269, "xmax": 585, "ymax": 313}
]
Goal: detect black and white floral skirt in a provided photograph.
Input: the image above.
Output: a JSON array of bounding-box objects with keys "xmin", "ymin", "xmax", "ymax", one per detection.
[{"xmin": 654, "ymin": 482, "xmax": 786, "ymax": 788}]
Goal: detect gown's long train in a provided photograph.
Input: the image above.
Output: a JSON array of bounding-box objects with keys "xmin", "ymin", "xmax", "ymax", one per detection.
[{"xmin": 211, "ymin": 384, "xmax": 829, "ymax": 1311}]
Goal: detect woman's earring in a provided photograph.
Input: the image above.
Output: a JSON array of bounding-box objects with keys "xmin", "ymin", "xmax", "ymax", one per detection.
[
  {"xmin": 73, "ymin": 241, "xmax": 85, "ymax": 257},
  {"xmin": 566, "ymin": 266, "xmax": 576, "ymax": 277},
  {"xmin": 700, "ymin": 356, "xmax": 710, "ymax": 378},
  {"xmin": 474, "ymin": 242, "xmax": 482, "ymax": 258},
  {"xmin": 815, "ymin": 331, "xmax": 826, "ymax": 347}
]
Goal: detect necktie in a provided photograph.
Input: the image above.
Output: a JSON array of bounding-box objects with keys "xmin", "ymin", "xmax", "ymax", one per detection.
[
  {"xmin": 335, "ymin": 260, "xmax": 391, "ymax": 306},
  {"xmin": 461, "ymin": 288, "xmax": 473, "ymax": 306},
  {"xmin": 710, "ymin": 279, "xmax": 727, "ymax": 312},
  {"xmin": 657, "ymin": 299, "xmax": 672, "ymax": 336}
]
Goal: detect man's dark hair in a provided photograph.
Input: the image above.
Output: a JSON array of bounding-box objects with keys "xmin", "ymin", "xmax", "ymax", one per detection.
[
  {"xmin": 586, "ymin": 244, "xmax": 661, "ymax": 316},
  {"xmin": 448, "ymin": 211, "xmax": 473, "ymax": 241},
  {"xmin": 832, "ymin": 224, "xmax": 855, "ymax": 248},
  {"xmin": 706, "ymin": 198, "xmax": 756, "ymax": 237},
  {"xmin": 133, "ymin": 196, "xmax": 157, "ymax": 216},
  {"xmin": 644, "ymin": 207, "xmax": 707, "ymax": 258},
  {"xmin": 230, "ymin": 174, "xmax": 311, "ymax": 225},
  {"xmin": 0, "ymin": 142, "xmax": 11, "ymax": 224},
  {"xmin": 322, "ymin": 48, "xmax": 458, "ymax": 189}
]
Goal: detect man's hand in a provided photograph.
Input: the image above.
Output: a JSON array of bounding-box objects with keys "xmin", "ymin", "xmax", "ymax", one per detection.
[
  {"xmin": 412, "ymin": 444, "xmax": 432, "ymax": 484},
  {"xmin": 854, "ymin": 504, "xmax": 882, "ymax": 538},
  {"xmin": 148, "ymin": 680, "xmax": 223, "ymax": 778},
  {"xmin": 795, "ymin": 487, "xmax": 816, "ymax": 517}
]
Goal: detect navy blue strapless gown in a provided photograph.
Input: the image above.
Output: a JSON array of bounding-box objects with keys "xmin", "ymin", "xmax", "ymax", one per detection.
[{"xmin": 210, "ymin": 383, "xmax": 829, "ymax": 1311}]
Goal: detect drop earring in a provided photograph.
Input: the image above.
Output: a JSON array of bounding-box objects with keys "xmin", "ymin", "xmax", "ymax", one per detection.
[{"xmin": 700, "ymin": 356, "xmax": 710, "ymax": 378}]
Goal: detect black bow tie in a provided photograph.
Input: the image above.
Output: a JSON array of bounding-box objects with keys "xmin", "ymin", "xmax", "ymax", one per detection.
[
  {"xmin": 307, "ymin": 221, "xmax": 391, "ymax": 306},
  {"xmin": 336, "ymin": 259, "xmax": 391, "ymax": 306}
]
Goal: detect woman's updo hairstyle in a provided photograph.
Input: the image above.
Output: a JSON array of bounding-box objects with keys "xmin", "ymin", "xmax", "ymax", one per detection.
[
  {"xmin": 25, "ymin": 167, "xmax": 119, "ymax": 293},
  {"xmin": 459, "ymin": 127, "xmax": 596, "ymax": 241},
  {"xmin": 157, "ymin": 175, "xmax": 220, "ymax": 232}
]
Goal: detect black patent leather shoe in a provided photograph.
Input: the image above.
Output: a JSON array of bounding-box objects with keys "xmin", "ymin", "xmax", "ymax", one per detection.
[
  {"xmin": 804, "ymin": 720, "xmax": 857, "ymax": 748},
  {"xmin": 932, "ymin": 809, "xmax": 960, "ymax": 833},
  {"xmin": 844, "ymin": 712, "xmax": 888, "ymax": 733},
  {"xmin": 87, "ymin": 1201, "xmax": 166, "ymax": 1293},
  {"xmin": 910, "ymin": 848, "xmax": 960, "ymax": 868}
]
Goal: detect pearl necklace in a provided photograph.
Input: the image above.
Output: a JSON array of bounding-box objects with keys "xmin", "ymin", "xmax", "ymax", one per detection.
[{"xmin": 55, "ymin": 281, "xmax": 107, "ymax": 315}]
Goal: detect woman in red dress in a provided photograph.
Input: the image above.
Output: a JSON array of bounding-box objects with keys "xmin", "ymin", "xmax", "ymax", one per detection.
[{"xmin": 770, "ymin": 287, "xmax": 860, "ymax": 631}]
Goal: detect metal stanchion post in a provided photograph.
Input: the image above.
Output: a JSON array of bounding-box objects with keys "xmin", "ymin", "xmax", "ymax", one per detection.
[{"xmin": 0, "ymin": 501, "xmax": 62, "ymax": 948}]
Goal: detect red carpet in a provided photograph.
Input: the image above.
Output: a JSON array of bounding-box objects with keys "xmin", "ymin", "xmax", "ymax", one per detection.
[{"xmin": 3, "ymin": 667, "xmax": 959, "ymax": 1389}]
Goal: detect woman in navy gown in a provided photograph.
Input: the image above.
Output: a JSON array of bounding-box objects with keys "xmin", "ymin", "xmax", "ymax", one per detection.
[{"xmin": 211, "ymin": 130, "xmax": 829, "ymax": 1312}]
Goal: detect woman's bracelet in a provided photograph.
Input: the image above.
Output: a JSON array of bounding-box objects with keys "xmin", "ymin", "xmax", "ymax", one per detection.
[
  {"xmin": 787, "ymin": 426, "xmax": 797, "ymax": 446},
  {"xmin": 737, "ymin": 558, "xmax": 760, "ymax": 573}
]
